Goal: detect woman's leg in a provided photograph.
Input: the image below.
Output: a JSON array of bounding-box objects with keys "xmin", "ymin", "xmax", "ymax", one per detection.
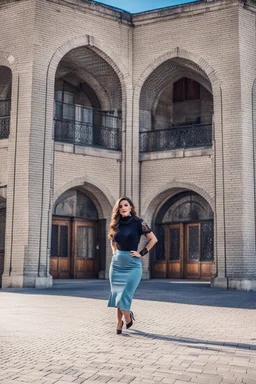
[
  {"xmin": 116, "ymin": 307, "xmax": 123, "ymax": 329},
  {"xmin": 121, "ymin": 310, "xmax": 132, "ymax": 323}
]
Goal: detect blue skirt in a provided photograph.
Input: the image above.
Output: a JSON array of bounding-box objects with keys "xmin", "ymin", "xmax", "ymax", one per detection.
[{"xmin": 108, "ymin": 250, "xmax": 142, "ymax": 311}]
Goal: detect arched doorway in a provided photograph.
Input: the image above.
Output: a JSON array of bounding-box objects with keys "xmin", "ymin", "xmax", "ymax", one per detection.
[
  {"xmin": 50, "ymin": 188, "xmax": 105, "ymax": 279},
  {"xmin": 152, "ymin": 191, "xmax": 214, "ymax": 280}
]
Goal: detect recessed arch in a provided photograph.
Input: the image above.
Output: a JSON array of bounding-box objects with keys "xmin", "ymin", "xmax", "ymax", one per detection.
[
  {"xmin": 47, "ymin": 35, "xmax": 129, "ymax": 106},
  {"xmin": 142, "ymin": 181, "xmax": 214, "ymax": 224},
  {"xmin": 148, "ymin": 186, "xmax": 214, "ymax": 280},
  {"xmin": 53, "ymin": 175, "xmax": 115, "ymax": 220},
  {"xmin": 134, "ymin": 47, "xmax": 220, "ymax": 100},
  {"xmin": 51, "ymin": 177, "xmax": 115, "ymax": 280}
]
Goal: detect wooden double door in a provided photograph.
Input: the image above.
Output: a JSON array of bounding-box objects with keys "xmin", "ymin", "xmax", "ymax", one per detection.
[
  {"xmin": 50, "ymin": 217, "xmax": 100, "ymax": 279},
  {"xmin": 152, "ymin": 221, "xmax": 214, "ymax": 280}
]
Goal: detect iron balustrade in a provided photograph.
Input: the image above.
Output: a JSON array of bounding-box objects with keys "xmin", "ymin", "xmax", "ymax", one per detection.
[
  {"xmin": 54, "ymin": 119, "xmax": 122, "ymax": 151},
  {"xmin": 0, "ymin": 100, "xmax": 11, "ymax": 139},
  {"xmin": 54, "ymin": 101, "xmax": 122, "ymax": 151},
  {"xmin": 139, "ymin": 123, "xmax": 212, "ymax": 153}
]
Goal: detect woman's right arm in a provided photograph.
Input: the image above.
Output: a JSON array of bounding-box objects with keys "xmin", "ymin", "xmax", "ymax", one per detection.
[{"xmin": 111, "ymin": 240, "xmax": 117, "ymax": 255}]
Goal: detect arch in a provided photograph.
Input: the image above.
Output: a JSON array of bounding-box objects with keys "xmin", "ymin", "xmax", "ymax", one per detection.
[
  {"xmin": 157, "ymin": 191, "xmax": 214, "ymax": 224},
  {"xmin": 53, "ymin": 175, "xmax": 116, "ymax": 219},
  {"xmin": 47, "ymin": 35, "xmax": 129, "ymax": 104},
  {"xmin": 150, "ymin": 187, "xmax": 214, "ymax": 280},
  {"xmin": 134, "ymin": 47, "xmax": 220, "ymax": 112},
  {"xmin": 134, "ymin": 48, "xmax": 220, "ymax": 100},
  {"xmin": 53, "ymin": 188, "xmax": 99, "ymax": 219},
  {"xmin": 142, "ymin": 181, "xmax": 214, "ymax": 224},
  {"xmin": 41, "ymin": 37, "xmax": 127, "ymax": 278}
]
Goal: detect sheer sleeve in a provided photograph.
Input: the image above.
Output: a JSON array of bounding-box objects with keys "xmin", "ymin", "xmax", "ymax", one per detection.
[{"xmin": 140, "ymin": 219, "xmax": 152, "ymax": 236}]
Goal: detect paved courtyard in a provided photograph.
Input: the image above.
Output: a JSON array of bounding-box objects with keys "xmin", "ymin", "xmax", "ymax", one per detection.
[{"xmin": 0, "ymin": 280, "xmax": 256, "ymax": 384}]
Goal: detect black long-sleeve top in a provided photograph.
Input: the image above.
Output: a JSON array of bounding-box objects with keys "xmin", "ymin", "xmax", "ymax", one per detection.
[{"xmin": 113, "ymin": 215, "xmax": 152, "ymax": 251}]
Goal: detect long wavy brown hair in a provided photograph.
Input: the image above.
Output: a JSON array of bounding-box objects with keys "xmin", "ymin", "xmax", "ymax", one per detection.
[{"xmin": 108, "ymin": 196, "xmax": 139, "ymax": 240}]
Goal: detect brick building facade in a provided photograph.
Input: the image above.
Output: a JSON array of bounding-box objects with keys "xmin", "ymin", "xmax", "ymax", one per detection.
[{"xmin": 0, "ymin": 0, "xmax": 256, "ymax": 290}]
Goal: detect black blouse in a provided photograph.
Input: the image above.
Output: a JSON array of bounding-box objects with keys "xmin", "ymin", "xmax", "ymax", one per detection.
[{"xmin": 113, "ymin": 215, "xmax": 152, "ymax": 251}]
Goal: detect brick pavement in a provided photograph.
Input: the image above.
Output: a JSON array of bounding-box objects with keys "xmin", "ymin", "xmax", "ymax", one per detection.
[{"xmin": 0, "ymin": 280, "xmax": 256, "ymax": 384}]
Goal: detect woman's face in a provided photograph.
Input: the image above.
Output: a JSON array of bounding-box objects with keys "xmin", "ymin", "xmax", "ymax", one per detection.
[{"xmin": 119, "ymin": 199, "xmax": 132, "ymax": 217}]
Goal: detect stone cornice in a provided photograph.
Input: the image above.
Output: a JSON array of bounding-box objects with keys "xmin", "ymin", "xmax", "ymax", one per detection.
[
  {"xmin": 0, "ymin": 0, "xmax": 255, "ymax": 26},
  {"xmin": 133, "ymin": 0, "xmax": 245, "ymax": 26}
]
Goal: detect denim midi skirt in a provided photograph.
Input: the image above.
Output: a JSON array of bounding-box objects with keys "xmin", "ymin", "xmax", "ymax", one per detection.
[{"xmin": 108, "ymin": 250, "xmax": 142, "ymax": 311}]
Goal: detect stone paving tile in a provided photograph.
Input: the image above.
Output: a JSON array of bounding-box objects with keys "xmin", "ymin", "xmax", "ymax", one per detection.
[{"xmin": 1, "ymin": 280, "xmax": 256, "ymax": 384}]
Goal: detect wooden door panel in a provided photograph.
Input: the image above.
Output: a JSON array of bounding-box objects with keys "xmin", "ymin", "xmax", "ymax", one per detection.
[
  {"xmin": 167, "ymin": 224, "xmax": 183, "ymax": 278},
  {"xmin": 50, "ymin": 259, "xmax": 58, "ymax": 278},
  {"xmin": 50, "ymin": 218, "xmax": 71, "ymax": 279},
  {"xmin": 76, "ymin": 259, "xmax": 97, "ymax": 278},
  {"xmin": 58, "ymin": 223, "xmax": 70, "ymax": 278},
  {"xmin": 152, "ymin": 224, "xmax": 183, "ymax": 278},
  {"xmin": 167, "ymin": 262, "xmax": 181, "ymax": 278},
  {"xmin": 200, "ymin": 262, "xmax": 213, "ymax": 280},
  {"xmin": 152, "ymin": 261, "xmax": 167, "ymax": 278},
  {"xmin": 73, "ymin": 220, "xmax": 98, "ymax": 278},
  {"xmin": 184, "ymin": 223, "xmax": 200, "ymax": 279},
  {"xmin": 59, "ymin": 258, "xmax": 70, "ymax": 278},
  {"xmin": 186, "ymin": 263, "xmax": 200, "ymax": 279},
  {"xmin": 152, "ymin": 220, "xmax": 214, "ymax": 280}
]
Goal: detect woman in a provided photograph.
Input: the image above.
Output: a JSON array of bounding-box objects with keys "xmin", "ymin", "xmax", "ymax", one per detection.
[{"xmin": 107, "ymin": 197, "xmax": 158, "ymax": 334}]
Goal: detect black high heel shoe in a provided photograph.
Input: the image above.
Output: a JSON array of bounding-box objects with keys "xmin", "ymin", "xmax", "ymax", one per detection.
[
  {"xmin": 126, "ymin": 311, "xmax": 135, "ymax": 329},
  {"xmin": 116, "ymin": 320, "xmax": 124, "ymax": 334}
]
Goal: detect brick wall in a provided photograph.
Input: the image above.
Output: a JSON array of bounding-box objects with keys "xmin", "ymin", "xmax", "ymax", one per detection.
[{"xmin": 0, "ymin": 0, "xmax": 255, "ymax": 288}]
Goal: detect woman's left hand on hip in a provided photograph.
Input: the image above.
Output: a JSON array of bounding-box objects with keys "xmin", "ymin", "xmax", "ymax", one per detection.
[{"xmin": 130, "ymin": 250, "xmax": 141, "ymax": 258}]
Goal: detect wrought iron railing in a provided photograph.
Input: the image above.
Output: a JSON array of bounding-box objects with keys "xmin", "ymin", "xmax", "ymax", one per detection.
[
  {"xmin": 0, "ymin": 100, "xmax": 11, "ymax": 139},
  {"xmin": 54, "ymin": 101, "xmax": 122, "ymax": 150},
  {"xmin": 54, "ymin": 119, "xmax": 122, "ymax": 151},
  {"xmin": 139, "ymin": 123, "xmax": 212, "ymax": 153}
]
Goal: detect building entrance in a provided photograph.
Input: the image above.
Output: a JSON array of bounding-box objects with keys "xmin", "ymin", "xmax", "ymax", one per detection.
[
  {"xmin": 50, "ymin": 217, "xmax": 99, "ymax": 278},
  {"xmin": 50, "ymin": 188, "xmax": 105, "ymax": 279},
  {"xmin": 152, "ymin": 192, "xmax": 214, "ymax": 280}
]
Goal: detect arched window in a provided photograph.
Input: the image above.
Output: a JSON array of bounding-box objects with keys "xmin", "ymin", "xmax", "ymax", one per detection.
[{"xmin": 54, "ymin": 189, "xmax": 98, "ymax": 219}]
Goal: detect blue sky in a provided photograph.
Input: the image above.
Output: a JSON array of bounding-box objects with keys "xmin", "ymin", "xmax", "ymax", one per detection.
[{"xmin": 94, "ymin": 0, "xmax": 197, "ymax": 13}]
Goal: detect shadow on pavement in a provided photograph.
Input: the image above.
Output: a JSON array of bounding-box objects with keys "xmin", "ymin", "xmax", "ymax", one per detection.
[
  {"xmin": 128, "ymin": 329, "xmax": 256, "ymax": 352},
  {"xmin": 1, "ymin": 279, "xmax": 256, "ymax": 310}
]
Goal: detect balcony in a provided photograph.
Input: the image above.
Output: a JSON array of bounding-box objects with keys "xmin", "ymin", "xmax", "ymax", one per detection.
[
  {"xmin": 139, "ymin": 123, "xmax": 212, "ymax": 153},
  {"xmin": 0, "ymin": 100, "xmax": 11, "ymax": 140},
  {"xmin": 54, "ymin": 102, "xmax": 122, "ymax": 151}
]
